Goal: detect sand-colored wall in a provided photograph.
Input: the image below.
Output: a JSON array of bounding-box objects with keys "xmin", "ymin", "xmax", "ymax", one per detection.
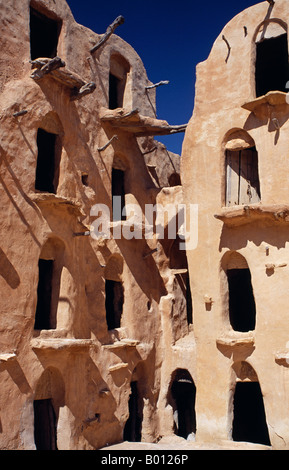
[{"xmin": 182, "ymin": 0, "xmax": 289, "ymax": 449}]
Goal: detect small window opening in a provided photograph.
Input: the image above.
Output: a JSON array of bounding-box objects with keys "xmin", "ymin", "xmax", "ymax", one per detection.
[
  {"xmin": 30, "ymin": 7, "xmax": 62, "ymax": 60},
  {"xmin": 35, "ymin": 128, "xmax": 61, "ymax": 194},
  {"xmin": 34, "ymin": 259, "xmax": 55, "ymax": 330},
  {"xmin": 256, "ymin": 33, "xmax": 289, "ymax": 98},
  {"xmin": 168, "ymin": 172, "xmax": 181, "ymax": 187},
  {"xmin": 123, "ymin": 381, "xmax": 142, "ymax": 442},
  {"xmin": 227, "ymin": 268, "xmax": 256, "ymax": 332},
  {"xmin": 232, "ymin": 382, "xmax": 270, "ymax": 446},
  {"xmin": 225, "ymin": 147, "xmax": 261, "ymax": 207},
  {"xmin": 112, "ymin": 168, "xmax": 126, "ymax": 221},
  {"xmin": 169, "ymin": 370, "xmax": 196, "ymax": 440},
  {"xmin": 105, "ymin": 279, "xmax": 124, "ymax": 330},
  {"xmin": 33, "ymin": 398, "xmax": 58, "ymax": 450},
  {"xmin": 81, "ymin": 173, "xmax": 89, "ymax": 186}
]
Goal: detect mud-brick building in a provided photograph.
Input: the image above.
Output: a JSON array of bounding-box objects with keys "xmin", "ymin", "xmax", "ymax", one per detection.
[
  {"xmin": 182, "ymin": 0, "xmax": 289, "ymax": 450},
  {"xmin": 3, "ymin": 0, "xmax": 289, "ymax": 452},
  {"xmin": 0, "ymin": 0, "xmax": 192, "ymax": 450}
]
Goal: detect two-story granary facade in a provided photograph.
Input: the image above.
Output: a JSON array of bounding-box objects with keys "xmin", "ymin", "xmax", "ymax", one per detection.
[{"xmin": 182, "ymin": 0, "xmax": 289, "ymax": 450}]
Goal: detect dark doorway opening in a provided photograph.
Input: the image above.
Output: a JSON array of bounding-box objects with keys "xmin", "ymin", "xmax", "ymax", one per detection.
[
  {"xmin": 109, "ymin": 73, "xmax": 122, "ymax": 109},
  {"xmin": 123, "ymin": 381, "xmax": 142, "ymax": 442},
  {"xmin": 34, "ymin": 259, "xmax": 55, "ymax": 330},
  {"xmin": 105, "ymin": 279, "xmax": 124, "ymax": 330},
  {"xmin": 232, "ymin": 382, "xmax": 271, "ymax": 446},
  {"xmin": 112, "ymin": 168, "xmax": 126, "ymax": 221},
  {"xmin": 30, "ymin": 7, "xmax": 61, "ymax": 60},
  {"xmin": 227, "ymin": 268, "xmax": 256, "ymax": 332},
  {"xmin": 34, "ymin": 399, "xmax": 58, "ymax": 450},
  {"xmin": 170, "ymin": 370, "xmax": 196, "ymax": 439},
  {"xmin": 256, "ymin": 33, "xmax": 289, "ymax": 97},
  {"xmin": 35, "ymin": 128, "xmax": 61, "ymax": 194}
]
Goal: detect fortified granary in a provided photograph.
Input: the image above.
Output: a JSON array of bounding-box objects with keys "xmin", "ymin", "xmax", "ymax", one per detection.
[{"xmin": 0, "ymin": 0, "xmax": 288, "ymax": 450}]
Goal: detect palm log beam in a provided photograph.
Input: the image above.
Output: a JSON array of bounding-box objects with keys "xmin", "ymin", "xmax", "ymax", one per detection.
[
  {"xmin": 30, "ymin": 57, "xmax": 96, "ymax": 101},
  {"xmin": 100, "ymin": 107, "xmax": 187, "ymax": 136}
]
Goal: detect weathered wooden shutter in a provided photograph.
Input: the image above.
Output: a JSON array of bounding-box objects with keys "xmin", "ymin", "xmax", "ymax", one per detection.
[
  {"xmin": 226, "ymin": 147, "xmax": 260, "ymax": 206},
  {"xmin": 226, "ymin": 150, "xmax": 240, "ymax": 206},
  {"xmin": 239, "ymin": 147, "xmax": 261, "ymax": 205}
]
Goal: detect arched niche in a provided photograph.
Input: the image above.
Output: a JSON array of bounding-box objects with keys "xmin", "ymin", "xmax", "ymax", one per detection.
[
  {"xmin": 35, "ymin": 112, "xmax": 64, "ymax": 195},
  {"xmin": 167, "ymin": 369, "xmax": 196, "ymax": 440},
  {"xmin": 111, "ymin": 153, "xmax": 129, "ymax": 222},
  {"xmin": 230, "ymin": 362, "xmax": 270, "ymax": 446},
  {"xmin": 223, "ymin": 129, "xmax": 261, "ymax": 207},
  {"xmin": 30, "ymin": 3, "xmax": 62, "ymax": 61},
  {"xmin": 34, "ymin": 236, "xmax": 72, "ymax": 331},
  {"xmin": 104, "ymin": 254, "xmax": 124, "ymax": 330},
  {"xmin": 253, "ymin": 19, "xmax": 289, "ymax": 97},
  {"xmin": 123, "ymin": 365, "xmax": 143, "ymax": 443},
  {"xmin": 33, "ymin": 367, "xmax": 65, "ymax": 450},
  {"xmin": 221, "ymin": 251, "xmax": 256, "ymax": 332},
  {"xmin": 109, "ymin": 53, "xmax": 131, "ymax": 109}
]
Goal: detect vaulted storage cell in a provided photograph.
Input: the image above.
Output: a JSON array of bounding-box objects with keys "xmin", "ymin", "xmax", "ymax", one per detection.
[
  {"xmin": 255, "ymin": 33, "xmax": 289, "ymax": 97},
  {"xmin": 30, "ymin": 7, "xmax": 62, "ymax": 60},
  {"xmin": 232, "ymin": 381, "xmax": 270, "ymax": 446}
]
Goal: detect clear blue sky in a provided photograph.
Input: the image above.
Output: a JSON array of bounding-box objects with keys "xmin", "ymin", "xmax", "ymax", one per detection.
[{"xmin": 66, "ymin": 0, "xmax": 261, "ymax": 154}]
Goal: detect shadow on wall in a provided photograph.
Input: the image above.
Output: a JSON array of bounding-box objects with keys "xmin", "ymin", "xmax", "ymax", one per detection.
[
  {"xmin": 0, "ymin": 248, "xmax": 20, "ymax": 289},
  {"xmin": 115, "ymin": 237, "xmax": 168, "ymax": 303},
  {"xmin": 219, "ymin": 222, "xmax": 289, "ymax": 253}
]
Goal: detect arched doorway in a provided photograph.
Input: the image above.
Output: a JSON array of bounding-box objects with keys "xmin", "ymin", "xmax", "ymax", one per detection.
[
  {"xmin": 231, "ymin": 362, "xmax": 270, "ymax": 446},
  {"xmin": 222, "ymin": 251, "xmax": 256, "ymax": 332},
  {"xmin": 34, "ymin": 237, "xmax": 66, "ymax": 330},
  {"xmin": 123, "ymin": 381, "xmax": 142, "ymax": 442},
  {"xmin": 168, "ymin": 369, "xmax": 196, "ymax": 440},
  {"xmin": 33, "ymin": 367, "xmax": 65, "ymax": 450}
]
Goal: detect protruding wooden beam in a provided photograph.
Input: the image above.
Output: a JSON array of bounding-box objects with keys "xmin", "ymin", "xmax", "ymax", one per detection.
[
  {"xmin": 71, "ymin": 81, "xmax": 96, "ymax": 101},
  {"xmin": 13, "ymin": 110, "xmax": 28, "ymax": 117},
  {"xmin": 100, "ymin": 107, "xmax": 187, "ymax": 136},
  {"xmin": 145, "ymin": 80, "xmax": 169, "ymax": 90},
  {"xmin": 97, "ymin": 135, "xmax": 118, "ymax": 151},
  {"xmin": 90, "ymin": 16, "xmax": 125, "ymax": 53},
  {"xmin": 30, "ymin": 56, "xmax": 66, "ymax": 80}
]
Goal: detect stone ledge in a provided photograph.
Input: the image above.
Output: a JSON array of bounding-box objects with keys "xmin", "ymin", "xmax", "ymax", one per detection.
[
  {"xmin": 0, "ymin": 353, "xmax": 17, "ymax": 364},
  {"xmin": 214, "ymin": 204, "xmax": 289, "ymax": 226},
  {"xmin": 31, "ymin": 338, "xmax": 93, "ymax": 353},
  {"xmin": 29, "ymin": 192, "xmax": 86, "ymax": 222},
  {"xmin": 103, "ymin": 339, "xmax": 140, "ymax": 350},
  {"xmin": 242, "ymin": 90, "xmax": 289, "ymax": 118},
  {"xmin": 275, "ymin": 350, "xmax": 289, "ymax": 366},
  {"xmin": 216, "ymin": 331, "xmax": 255, "ymax": 347}
]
